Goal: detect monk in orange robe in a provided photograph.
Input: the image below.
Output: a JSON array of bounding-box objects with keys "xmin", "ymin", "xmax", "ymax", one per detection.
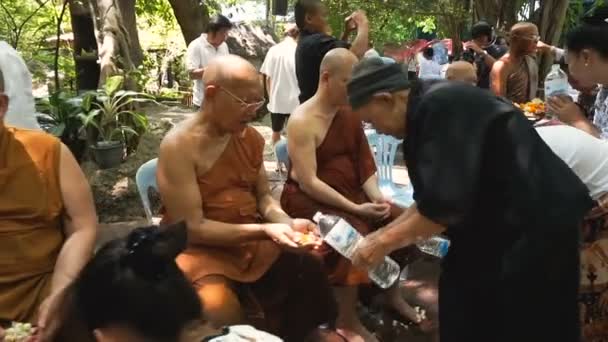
[
  {"xmin": 281, "ymin": 48, "xmax": 422, "ymax": 341},
  {"xmin": 157, "ymin": 55, "xmax": 336, "ymax": 342},
  {"xmin": 0, "ymin": 64, "xmax": 97, "ymax": 339}
]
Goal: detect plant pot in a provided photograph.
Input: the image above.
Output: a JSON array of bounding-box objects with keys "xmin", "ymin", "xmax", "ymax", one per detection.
[{"xmin": 91, "ymin": 141, "xmax": 124, "ymax": 169}]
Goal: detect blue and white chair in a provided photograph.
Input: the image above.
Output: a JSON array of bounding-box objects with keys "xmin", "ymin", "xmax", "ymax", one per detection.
[
  {"xmin": 366, "ymin": 132, "xmax": 414, "ymax": 208},
  {"xmin": 135, "ymin": 158, "xmax": 159, "ymax": 224},
  {"xmin": 274, "ymin": 138, "xmax": 290, "ymax": 178}
]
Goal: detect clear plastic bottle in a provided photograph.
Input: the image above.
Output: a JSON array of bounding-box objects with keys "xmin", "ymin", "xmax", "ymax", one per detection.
[
  {"xmin": 313, "ymin": 212, "xmax": 400, "ymax": 289},
  {"xmin": 544, "ymin": 64, "xmax": 570, "ymax": 118},
  {"xmin": 416, "ymin": 236, "xmax": 450, "ymax": 258}
]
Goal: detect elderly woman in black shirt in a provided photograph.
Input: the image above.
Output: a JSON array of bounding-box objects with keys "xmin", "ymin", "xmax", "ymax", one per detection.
[{"xmin": 348, "ymin": 57, "xmax": 593, "ymax": 342}]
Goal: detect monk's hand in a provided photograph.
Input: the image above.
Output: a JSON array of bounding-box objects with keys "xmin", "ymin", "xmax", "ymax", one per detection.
[
  {"xmin": 36, "ymin": 289, "xmax": 66, "ymax": 342},
  {"xmin": 546, "ymin": 95, "xmax": 585, "ymax": 124},
  {"xmin": 356, "ymin": 202, "xmax": 391, "ymax": 221},
  {"xmin": 352, "ymin": 230, "xmax": 391, "ymax": 270},
  {"xmin": 291, "ymin": 219, "xmax": 323, "ymax": 250},
  {"xmin": 263, "ymin": 223, "xmax": 299, "ymax": 248}
]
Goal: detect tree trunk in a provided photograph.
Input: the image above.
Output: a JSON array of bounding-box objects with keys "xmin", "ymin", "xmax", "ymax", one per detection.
[
  {"xmin": 95, "ymin": 0, "xmax": 140, "ymax": 86},
  {"xmin": 69, "ymin": 0, "xmax": 100, "ymax": 91},
  {"xmin": 167, "ymin": 0, "xmax": 209, "ymax": 45},
  {"xmin": 474, "ymin": 0, "xmax": 519, "ymax": 31},
  {"xmin": 118, "ymin": 0, "xmax": 143, "ymax": 66},
  {"xmin": 536, "ymin": 0, "xmax": 569, "ymax": 82}
]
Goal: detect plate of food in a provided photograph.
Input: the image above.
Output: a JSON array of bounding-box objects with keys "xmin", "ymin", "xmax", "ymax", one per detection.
[
  {"xmin": 1, "ymin": 322, "xmax": 36, "ymax": 342},
  {"xmin": 514, "ymin": 98, "xmax": 545, "ymax": 120}
]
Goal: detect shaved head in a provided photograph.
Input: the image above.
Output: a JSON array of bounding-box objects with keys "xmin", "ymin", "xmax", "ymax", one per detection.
[
  {"xmin": 317, "ymin": 48, "xmax": 358, "ymax": 106},
  {"xmin": 320, "ymin": 48, "xmax": 358, "ymax": 76},
  {"xmin": 510, "ymin": 22, "xmax": 538, "ymax": 37},
  {"xmin": 446, "ymin": 61, "xmax": 477, "ymax": 85},
  {"xmin": 509, "ymin": 22, "xmax": 539, "ymax": 55},
  {"xmin": 203, "ymin": 54, "xmax": 259, "ymax": 89}
]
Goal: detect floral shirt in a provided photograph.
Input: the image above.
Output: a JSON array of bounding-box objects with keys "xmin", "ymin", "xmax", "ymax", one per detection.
[{"xmin": 594, "ymin": 86, "xmax": 608, "ymax": 139}]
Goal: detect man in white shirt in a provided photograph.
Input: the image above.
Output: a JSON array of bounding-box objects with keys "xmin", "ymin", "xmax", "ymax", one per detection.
[
  {"xmin": 260, "ymin": 23, "xmax": 300, "ymax": 146},
  {"xmin": 0, "ymin": 41, "xmax": 40, "ymax": 130},
  {"xmin": 186, "ymin": 14, "xmax": 232, "ymax": 109}
]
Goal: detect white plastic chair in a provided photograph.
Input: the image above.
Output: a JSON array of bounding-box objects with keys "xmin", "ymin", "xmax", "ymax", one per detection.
[
  {"xmin": 366, "ymin": 132, "xmax": 414, "ymax": 208},
  {"xmin": 135, "ymin": 158, "xmax": 159, "ymax": 223},
  {"xmin": 274, "ymin": 138, "xmax": 290, "ymax": 177}
]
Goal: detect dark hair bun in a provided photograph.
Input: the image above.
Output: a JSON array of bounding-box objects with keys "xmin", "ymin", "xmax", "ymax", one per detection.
[{"xmin": 123, "ymin": 222, "xmax": 188, "ymax": 279}]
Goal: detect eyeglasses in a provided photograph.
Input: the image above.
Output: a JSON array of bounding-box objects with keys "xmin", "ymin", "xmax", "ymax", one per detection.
[{"xmin": 219, "ymin": 87, "xmax": 265, "ymax": 112}]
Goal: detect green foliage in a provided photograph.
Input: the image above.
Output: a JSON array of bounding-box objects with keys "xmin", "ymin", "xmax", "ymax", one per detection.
[
  {"xmin": 79, "ymin": 76, "xmax": 150, "ymax": 147},
  {"xmin": 36, "ymin": 91, "xmax": 85, "ymax": 140},
  {"xmin": 562, "ymin": 0, "xmax": 605, "ymax": 42}
]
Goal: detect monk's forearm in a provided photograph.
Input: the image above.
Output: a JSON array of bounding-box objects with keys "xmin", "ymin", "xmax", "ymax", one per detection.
[
  {"xmin": 300, "ymin": 178, "xmax": 359, "ymax": 214},
  {"xmin": 383, "ymin": 203, "xmax": 417, "ymax": 230},
  {"xmin": 378, "ymin": 208, "xmax": 445, "ymax": 253},
  {"xmin": 51, "ymin": 225, "xmax": 97, "ymax": 294},
  {"xmin": 258, "ymin": 195, "xmax": 293, "ymax": 225},
  {"xmin": 189, "ymin": 220, "xmax": 269, "ymax": 246}
]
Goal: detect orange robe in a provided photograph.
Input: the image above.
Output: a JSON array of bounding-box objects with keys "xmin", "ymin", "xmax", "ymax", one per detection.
[
  {"xmin": 172, "ymin": 127, "xmax": 281, "ymax": 283},
  {"xmin": 281, "ymin": 109, "xmax": 383, "ymax": 286},
  {"xmin": 0, "ymin": 127, "xmax": 64, "ymax": 323}
]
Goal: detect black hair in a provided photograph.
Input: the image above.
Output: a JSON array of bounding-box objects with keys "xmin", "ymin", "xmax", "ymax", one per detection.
[
  {"xmin": 54, "ymin": 223, "xmax": 202, "ymax": 342},
  {"xmin": 294, "ymin": 0, "xmax": 321, "ymax": 30},
  {"xmin": 471, "ymin": 21, "xmax": 493, "ymax": 40},
  {"xmin": 423, "ymin": 47, "xmax": 434, "ymax": 59},
  {"xmin": 566, "ymin": 23, "xmax": 608, "ymax": 59},
  {"xmin": 207, "ymin": 14, "xmax": 233, "ymax": 34}
]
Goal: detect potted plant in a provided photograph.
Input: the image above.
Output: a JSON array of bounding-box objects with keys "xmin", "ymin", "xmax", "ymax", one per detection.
[
  {"xmin": 79, "ymin": 75, "xmax": 150, "ymax": 169},
  {"xmin": 36, "ymin": 92, "xmax": 88, "ymax": 161}
]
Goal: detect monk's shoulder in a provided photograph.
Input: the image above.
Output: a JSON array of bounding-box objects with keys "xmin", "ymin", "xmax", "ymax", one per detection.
[
  {"xmin": 9, "ymin": 127, "xmax": 61, "ymax": 157},
  {"xmin": 242, "ymin": 126, "xmax": 265, "ymax": 150}
]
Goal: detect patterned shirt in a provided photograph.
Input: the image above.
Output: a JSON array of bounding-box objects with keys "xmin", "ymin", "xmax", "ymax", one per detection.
[{"xmin": 593, "ymin": 86, "xmax": 608, "ymax": 139}]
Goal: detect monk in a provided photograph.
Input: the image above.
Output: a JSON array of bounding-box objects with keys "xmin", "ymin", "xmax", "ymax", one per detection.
[
  {"xmin": 281, "ymin": 48, "xmax": 425, "ymax": 341},
  {"xmin": 446, "ymin": 61, "xmax": 478, "ymax": 85},
  {"xmin": 0, "ymin": 64, "xmax": 97, "ymax": 340},
  {"xmin": 157, "ymin": 55, "xmax": 336, "ymax": 342},
  {"xmin": 490, "ymin": 22, "xmax": 540, "ymax": 103}
]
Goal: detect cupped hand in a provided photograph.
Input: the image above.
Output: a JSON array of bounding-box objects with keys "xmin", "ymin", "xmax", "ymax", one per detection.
[
  {"xmin": 546, "ymin": 95, "xmax": 585, "ymax": 123},
  {"xmin": 36, "ymin": 289, "xmax": 67, "ymax": 342},
  {"xmin": 356, "ymin": 202, "xmax": 391, "ymax": 221},
  {"xmin": 263, "ymin": 223, "xmax": 299, "ymax": 248}
]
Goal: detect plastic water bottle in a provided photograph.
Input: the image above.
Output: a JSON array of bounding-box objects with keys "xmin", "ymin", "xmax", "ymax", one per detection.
[
  {"xmin": 313, "ymin": 212, "xmax": 400, "ymax": 289},
  {"xmin": 544, "ymin": 64, "xmax": 569, "ymax": 118},
  {"xmin": 416, "ymin": 236, "xmax": 450, "ymax": 258}
]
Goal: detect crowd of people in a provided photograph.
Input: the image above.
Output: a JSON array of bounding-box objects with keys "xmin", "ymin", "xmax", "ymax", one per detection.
[{"xmin": 1, "ymin": 0, "xmax": 608, "ymax": 341}]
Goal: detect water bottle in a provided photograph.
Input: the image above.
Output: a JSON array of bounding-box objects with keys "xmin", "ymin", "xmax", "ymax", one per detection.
[
  {"xmin": 313, "ymin": 212, "xmax": 400, "ymax": 289},
  {"xmin": 544, "ymin": 64, "xmax": 569, "ymax": 119},
  {"xmin": 416, "ymin": 236, "xmax": 450, "ymax": 258}
]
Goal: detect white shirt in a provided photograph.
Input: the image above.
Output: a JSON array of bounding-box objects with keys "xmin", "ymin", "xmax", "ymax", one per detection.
[
  {"xmin": 259, "ymin": 37, "xmax": 299, "ymax": 114},
  {"xmin": 364, "ymin": 49, "xmax": 380, "ymax": 58},
  {"xmin": 186, "ymin": 34, "xmax": 229, "ymax": 107},
  {"xmin": 0, "ymin": 41, "xmax": 40, "ymax": 130},
  {"xmin": 418, "ymin": 57, "xmax": 443, "ymax": 79},
  {"xmin": 536, "ymin": 125, "xmax": 608, "ymax": 199},
  {"xmin": 207, "ymin": 325, "xmax": 282, "ymax": 341}
]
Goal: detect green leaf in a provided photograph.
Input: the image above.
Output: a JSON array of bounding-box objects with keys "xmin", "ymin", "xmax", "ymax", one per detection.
[
  {"xmin": 49, "ymin": 123, "xmax": 66, "ymax": 137},
  {"xmin": 104, "ymin": 76, "xmax": 124, "ymax": 96}
]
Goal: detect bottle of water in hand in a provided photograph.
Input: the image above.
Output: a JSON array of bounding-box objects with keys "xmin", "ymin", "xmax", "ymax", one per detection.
[
  {"xmin": 544, "ymin": 64, "xmax": 569, "ymax": 119},
  {"xmin": 416, "ymin": 236, "xmax": 450, "ymax": 258},
  {"xmin": 313, "ymin": 212, "xmax": 400, "ymax": 289}
]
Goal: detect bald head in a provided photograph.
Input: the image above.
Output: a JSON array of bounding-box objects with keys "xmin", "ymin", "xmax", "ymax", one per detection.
[
  {"xmin": 446, "ymin": 61, "xmax": 477, "ymax": 85},
  {"xmin": 203, "ymin": 54, "xmax": 258, "ymax": 89},
  {"xmin": 510, "ymin": 22, "xmax": 538, "ymax": 37},
  {"xmin": 320, "ymin": 48, "xmax": 358, "ymax": 76}
]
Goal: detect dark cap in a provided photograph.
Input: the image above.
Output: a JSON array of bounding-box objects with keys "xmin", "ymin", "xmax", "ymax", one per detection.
[{"xmin": 347, "ymin": 57, "xmax": 411, "ymax": 109}]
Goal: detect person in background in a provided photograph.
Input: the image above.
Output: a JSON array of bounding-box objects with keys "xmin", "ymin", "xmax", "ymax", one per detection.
[
  {"xmin": 0, "ymin": 64, "xmax": 97, "ymax": 341},
  {"xmin": 157, "ymin": 55, "xmax": 336, "ymax": 341},
  {"xmin": 0, "ymin": 41, "xmax": 40, "ymax": 130},
  {"xmin": 444, "ymin": 60, "xmax": 608, "ymax": 340},
  {"xmin": 465, "ymin": 21, "xmax": 508, "ymax": 89},
  {"xmin": 364, "ymin": 42, "xmax": 380, "ymax": 58},
  {"xmin": 445, "ymin": 61, "xmax": 478, "ymax": 85},
  {"xmin": 548, "ymin": 19, "xmax": 608, "ymax": 139},
  {"xmin": 418, "ymin": 47, "xmax": 442, "ymax": 80},
  {"xmin": 260, "ymin": 23, "xmax": 300, "ymax": 147},
  {"xmin": 294, "ymin": 0, "xmax": 369, "ymax": 103},
  {"xmin": 490, "ymin": 22, "xmax": 540, "ymax": 103},
  {"xmin": 53, "ymin": 224, "xmax": 284, "ymax": 342},
  {"xmin": 346, "ymin": 57, "xmax": 592, "ymax": 341},
  {"xmin": 186, "ymin": 14, "xmax": 232, "ymax": 110}
]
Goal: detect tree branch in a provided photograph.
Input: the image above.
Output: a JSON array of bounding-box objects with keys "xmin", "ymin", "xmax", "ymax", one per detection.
[
  {"xmin": 55, "ymin": 0, "xmax": 69, "ymax": 91},
  {"xmin": 0, "ymin": 0, "xmax": 18, "ymax": 33}
]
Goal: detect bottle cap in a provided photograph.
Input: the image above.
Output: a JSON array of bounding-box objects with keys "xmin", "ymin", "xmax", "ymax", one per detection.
[{"xmin": 312, "ymin": 212, "xmax": 323, "ymax": 223}]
